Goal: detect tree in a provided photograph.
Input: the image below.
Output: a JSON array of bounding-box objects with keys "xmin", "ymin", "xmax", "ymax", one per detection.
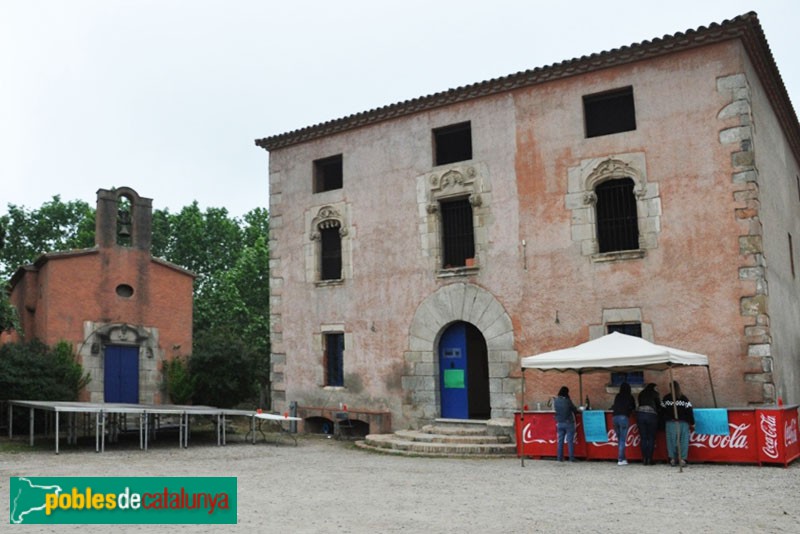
[{"xmin": 0, "ymin": 197, "xmax": 95, "ymax": 280}]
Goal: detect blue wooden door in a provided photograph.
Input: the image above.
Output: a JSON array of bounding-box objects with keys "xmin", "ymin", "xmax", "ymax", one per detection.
[
  {"xmin": 439, "ymin": 322, "xmax": 468, "ymax": 419},
  {"xmin": 104, "ymin": 345, "xmax": 139, "ymax": 403}
]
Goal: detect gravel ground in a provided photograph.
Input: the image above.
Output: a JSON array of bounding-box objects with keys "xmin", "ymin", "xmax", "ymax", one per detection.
[{"xmin": 2, "ymin": 432, "xmax": 799, "ymax": 533}]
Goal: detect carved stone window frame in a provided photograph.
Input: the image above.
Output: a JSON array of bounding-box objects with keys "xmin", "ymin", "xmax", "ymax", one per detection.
[
  {"xmin": 417, "ymin": 162, "xmax": 491, "ymax": 277},
  {"xmin": 306, "ymin": 203, "xmax": 351, "ymax": 285},
  {"xmin": 566, "ymin": 152, "xmax": 660, "ymax": 262}
]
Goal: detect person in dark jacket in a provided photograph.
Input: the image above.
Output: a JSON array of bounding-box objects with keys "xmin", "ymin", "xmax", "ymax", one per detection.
[
  {"xmin": 637, "ymin": 383, "xmax": 661, "ymax": 465},
  {"xmin": 553, "ymin": 386, "xmax": 579, "ymax": 462},
  {"xmin": 611, "ymin": 382, "xmax": 636, "ymax": 465},
  {"xmin": 661, "ymin": 380, "xmax": 694, "ymax": 467}
]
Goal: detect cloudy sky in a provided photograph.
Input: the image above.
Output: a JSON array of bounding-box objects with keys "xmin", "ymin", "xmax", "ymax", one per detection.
[{"xmin": 1, "ymin": 1, "xmax": 798, "ymax": 218}]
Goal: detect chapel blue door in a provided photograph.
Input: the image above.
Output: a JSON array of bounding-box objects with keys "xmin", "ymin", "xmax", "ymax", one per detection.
[
  {"xmin": 104, "ymin": 345, "xmax": 139, "ymax": 403},
  {"xmin": 439, "ymin": 322, "xmax": 468, "ymax": 419}
]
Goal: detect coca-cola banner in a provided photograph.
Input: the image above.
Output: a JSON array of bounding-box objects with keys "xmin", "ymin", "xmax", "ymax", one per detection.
[
  {"xmin": 757, "ymin": 406, "xmax": 800, "ymax": 466},
  {"xmin": 516, "ymin": 407, "xmax": 799, "ymax": 465}
]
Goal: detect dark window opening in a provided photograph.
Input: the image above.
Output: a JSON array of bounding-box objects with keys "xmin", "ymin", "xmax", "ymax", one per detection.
[
  {"xmin": 320, "ymin": 224, "xmax": 342, "ymax": 280},
  {"xmin": 434, "ymin": 122, "xmax": 472, "ymax": 165},
  {"xmin": 115, "ymin": 284, "xmax": 134, "ymax": 298},
  {"xmin": 596, "ymin": 178, "xmax": 639, "ymax": 253},
  {"xmin": 608, "ymin": 323, "xmax": 644, "ymax": 386},
  {"xmin": 440, "ymin": 197, "xmax": 475, "ymax": 268},
  {"xmin": 324, "ymin": 333, "xmax": 344, "ymax": 387},
  {"xmin": 314, "ymin": 155, "xmax": 343, "ymax": 193},
  {"xmin": 584, "ymin": 87, "xmax": 636, "ymax": 138}
]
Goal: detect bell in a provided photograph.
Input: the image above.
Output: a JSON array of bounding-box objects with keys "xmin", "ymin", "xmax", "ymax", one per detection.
[{"xmin": 118, "ymin": 223, "xmax": 131, "ymax": 238}]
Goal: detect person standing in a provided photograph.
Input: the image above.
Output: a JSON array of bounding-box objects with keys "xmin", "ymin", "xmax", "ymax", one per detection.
[
  {"xmin": 611, "ymin": 382, "xmax": 636, "ymax": 465},
  {"xmin": 661, "ymin": 380, "xmax": 694, "ymax": 467},
  {"xmin": 553, "ymin": 386, "xmax": 579, "ymax": 462},
  {"xmin": 637, "ymin": 383, "xmax": 661, "ymax": 465}
]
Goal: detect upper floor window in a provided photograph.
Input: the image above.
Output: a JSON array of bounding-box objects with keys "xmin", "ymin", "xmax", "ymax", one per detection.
[
  {"xmin": 320, "ymin": 223, "xmax": 342, "ymax": 281},
  {"xmin": 433, "ymin": 122, "xmax": 472, "ymax": 166},
  {"xmin": 440, "ymin": 197, "xmax": 475, "ymax": 268},
  {"xmin": 595, "ymin": 178, "xmax": 639, "ymax": 253},
  {"xmin": 608, "ymin": 323, "xmax": 644, "ymax": 386},
  {"xmin": 583, "ymin": 87, "xmax": 636, "ymax": 138},
  {"xmin": 314, "ymin": 154, "xmax": 343, "ymax": 193}
]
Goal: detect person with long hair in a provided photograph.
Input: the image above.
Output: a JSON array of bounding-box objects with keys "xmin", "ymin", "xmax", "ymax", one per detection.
[
  {"xmin": 637, "ymin": 383, "xmax": 661, "ymax": 465},
  {"xmin": 553, "ymin": 386, "xmax": 579, "ymax": 462},
  {"xmin": 661, "ymin": 380, "xmax": 694, "ymax": 467},
  {"xmin": 611, "ymin": 382, "xmax": 636, "ymax": 465}
]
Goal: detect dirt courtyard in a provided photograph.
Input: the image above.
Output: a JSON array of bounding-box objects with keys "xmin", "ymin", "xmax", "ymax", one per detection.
[{"xmin": 2, "ymin": 433, "xmax": 799, "ymax": 533}]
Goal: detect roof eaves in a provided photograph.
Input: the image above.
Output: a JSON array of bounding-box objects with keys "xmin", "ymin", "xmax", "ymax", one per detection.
[{"xmin": 255, "ymin": 12, "xmax": 792, "ymax": 153}]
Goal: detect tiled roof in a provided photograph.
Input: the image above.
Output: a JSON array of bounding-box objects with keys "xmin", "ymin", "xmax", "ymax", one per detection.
[{"xmin": 254, "ymin": 11, "xmax": 800, "ymax": 163}]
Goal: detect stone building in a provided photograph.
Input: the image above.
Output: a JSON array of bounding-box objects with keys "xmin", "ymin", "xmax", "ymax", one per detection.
[
  {"xmin": 5, "ymin": 187, "xmax": 194, "ymax": 404},
  {"xmin": 255, "ymin": 13, "xmax": 800, "ymax": 432}
]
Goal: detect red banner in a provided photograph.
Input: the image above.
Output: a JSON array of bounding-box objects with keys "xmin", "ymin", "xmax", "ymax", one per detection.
[{"xmin": 516, "ymin": 407, "xmax": 800, "ymax": 465}]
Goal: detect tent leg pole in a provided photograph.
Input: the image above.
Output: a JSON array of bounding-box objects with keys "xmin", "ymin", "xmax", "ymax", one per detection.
[
  {"xmin": 706, "ymin": 366, "xmax": 718, "ymax": 408},
  {"xmin": 520, "ymin": 369, "xmax": 525, "ymax": 468},
  {"xmin": 578, "ymin": 372, "xmax": 584, "ymax": 408}
]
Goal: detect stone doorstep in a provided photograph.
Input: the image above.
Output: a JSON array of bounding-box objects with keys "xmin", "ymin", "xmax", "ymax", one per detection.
[
  {"xmin": 421, "ymin": 424, "xmax": 489, "ymax": 436},
  {"xmin": 363, "ymin": 434, "xmax": 516, "ymax": 455},
  {"xmin": 394, "ymin": 429, "xmax": 512, "ymax": 444},
  {"xmin": 354, "ymin": 440, "xmax": 516, "ymax": 458}
]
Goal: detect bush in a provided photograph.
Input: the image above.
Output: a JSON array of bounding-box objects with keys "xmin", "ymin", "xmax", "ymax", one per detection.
[
  {"xmin": 163, "ymin": 357, "xmax": 194, "ymax": 405},
  {"xmin": 0, "ymin": 340, "xmax": 89, "ymax": 401},
  {"xmin": 189, "ymin": 328, "xmax": 258, "ymax": 408},
  {"xmin": 0, "ymin": 340, "xmax": 90, "ymax": 432}
]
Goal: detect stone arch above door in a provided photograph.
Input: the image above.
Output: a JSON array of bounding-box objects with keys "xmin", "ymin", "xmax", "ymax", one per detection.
[{"xmin": 402, "ymin": 283, "xmax": 520, "ymax": 427}]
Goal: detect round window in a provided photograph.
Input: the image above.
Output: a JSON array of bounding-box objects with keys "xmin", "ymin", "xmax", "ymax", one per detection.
[{"xmin": 116, "ymin": 284, "xmax": 134, "ymax": 298}]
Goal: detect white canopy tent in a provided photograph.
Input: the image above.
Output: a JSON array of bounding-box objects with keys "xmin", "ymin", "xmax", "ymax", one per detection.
[{"xmin": 519, "ymin": 332, "xmax": 715, "ymax": 469}]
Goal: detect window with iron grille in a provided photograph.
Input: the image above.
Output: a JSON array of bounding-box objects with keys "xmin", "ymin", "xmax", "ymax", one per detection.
[
  {"xmin": 595, "ymin": 178, "xmax": 639, "ymax": 253},
  {"xmin": 608, "ymin": 323, "xmax": 644, "ymax": 386},
  {"xmin": 433, "ymin": 122, "xmax": 472, "ymax": 166},
  {"xmin": 313, "ymin": 154, "xmax": 343, "ymax": 193},
  {"xmin": 583, "ymin": 87, "xmax": 636, "ymax": 138},
  {"xmin": 440, "ymin": 197, "xmax": 475, "ymax": 268},
  {"xmin": 324, "ymin": 333, "xmax": 344, "ymax": 387},
  {"xmin": 320, "ymin": 223, "xmax": 342, "ymax": 280}
]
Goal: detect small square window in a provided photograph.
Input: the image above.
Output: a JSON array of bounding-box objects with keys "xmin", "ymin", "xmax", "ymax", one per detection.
[
  {"xmin": 584, "ymin": 87, "xmax": 636, "ymax": 138},
  {"xmin": 433, "ymin": 122, "xmax": 472, "ymax": 165},
  {"xmin": 314, "ymin": 155, "xmax": 343, "ymax": 193}
]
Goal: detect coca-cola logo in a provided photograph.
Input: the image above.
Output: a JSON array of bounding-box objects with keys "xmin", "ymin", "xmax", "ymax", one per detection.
[
  {"xmin": 590, "ymin": 424, "xmax": 641, "ymax": 448},
  {"xmin": 785, "ymin": 418, "xmax": 798, "ymax": 447},
  {"xmin": 691, "ymin": 423, "xmax": 751, "ymax": 450},
  {"xmin": 521, "ymin": 421, "xmax": 580, "ymax": 444},
  {"xmin": 759, "ymin": 414, "xmax": 779, "ymax": 459},
  {"xmin": 521, "ymin": 422, "xmax": 550, "ymax": 444}
]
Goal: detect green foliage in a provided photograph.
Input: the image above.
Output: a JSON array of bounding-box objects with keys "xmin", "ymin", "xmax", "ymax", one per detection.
[
  {"xmin": 189, "ymin": 328, "xmax": 259, "ymax": 408},
  {"xmin": 0, "ymin": 288, "xmax": 19, "ymax": 333},
  {"xmin": 0, "ymin": 196, "xmax": 95, "ymax": 279},
  {"xmin": 0, "ymin": 340, "xmax": 90, "ymax": 401},
  {"xmin": 163, "ymin": 357, "xmax": 195, "ymax": 405}
]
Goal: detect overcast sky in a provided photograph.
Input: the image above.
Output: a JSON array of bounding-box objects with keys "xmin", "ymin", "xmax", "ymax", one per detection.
[{"xmin": 1, "ymin": 1, "xmax": 798, "ymax": 218}]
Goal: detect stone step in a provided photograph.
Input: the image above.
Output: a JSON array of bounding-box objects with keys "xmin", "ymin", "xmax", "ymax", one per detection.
[
  {"xmin": 393, "ymin": 429, "xmax": 511, "ymax": 444},
  {"xmin": 362, "ymin": 434, "xmax": 517, "ymax": 456},
  {"xmin": 420, "ymin": 424, "xmax": 489, "ymax": 436}
]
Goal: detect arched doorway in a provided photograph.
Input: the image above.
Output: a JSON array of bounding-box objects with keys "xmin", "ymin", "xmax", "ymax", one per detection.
[{"xmin": 438, "ymin": 321, "xmax": 490, "ymax": 419}]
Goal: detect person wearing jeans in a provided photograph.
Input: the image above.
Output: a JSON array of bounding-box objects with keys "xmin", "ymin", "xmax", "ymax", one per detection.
[
  {"xmin": 637, "ymin": 383, "xmax": 661, "ymax": 465},
  {"xmin": 662, "ymin": 380, "xmax": 694, "ymax": 466},
  {"xmin": 553, "ymin": 386, "xmax": 579, "ymax": 462},
  {"xmin": 611, "ymin": 382, "xmax": 636, "ymax": 465}
]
